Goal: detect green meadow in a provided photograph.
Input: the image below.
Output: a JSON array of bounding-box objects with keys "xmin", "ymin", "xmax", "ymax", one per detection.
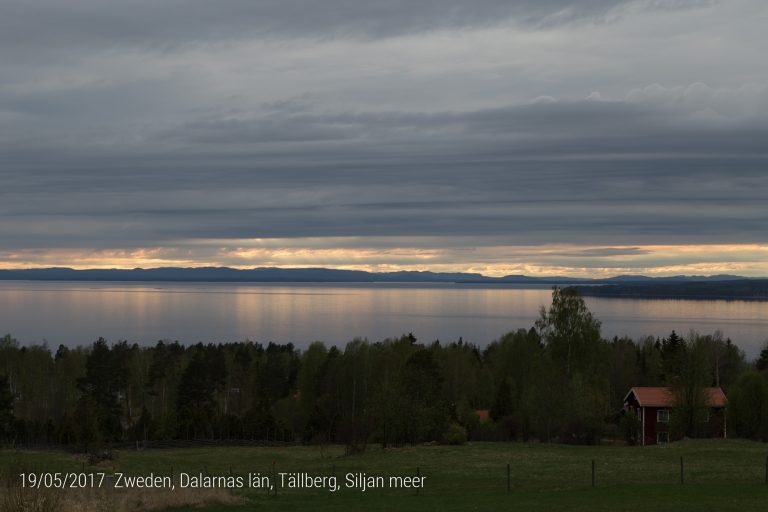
[{"xmin": 3, "ymin": 439, "xmax": 768, "ymax": 511}]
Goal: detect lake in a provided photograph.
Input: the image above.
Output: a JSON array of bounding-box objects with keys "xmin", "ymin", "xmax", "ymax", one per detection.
[{"xmin": 1, "ymin": 281, "xmax": 767, "ymax": 357}]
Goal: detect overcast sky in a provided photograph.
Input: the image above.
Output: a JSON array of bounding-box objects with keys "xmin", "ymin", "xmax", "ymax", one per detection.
[{"xmin": 1, "ymin": 0, "xmax": 767, "ymax": 276}]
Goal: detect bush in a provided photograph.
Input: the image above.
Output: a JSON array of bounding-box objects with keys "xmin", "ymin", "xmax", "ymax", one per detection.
[
  {"xmin": 442, "ymin": 422, "xmax": 468, "ymax": 445},
  {"xmin": 727, "ymin": 371, "xmax": 768, "ymax": 440},
  {"xmin": 619, "ymin": 412, "xmax": 641, "ymax": 445},
  {"xmin": 87, "ymin": 448, "xmax": 116, "ymax": 465},
  {"xmin": 471, "ymin": 419, "xmax": 498, "ymax": 441}
]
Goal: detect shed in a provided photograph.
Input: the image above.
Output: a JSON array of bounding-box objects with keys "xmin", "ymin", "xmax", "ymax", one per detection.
[{"xmin": 622, "ymin": 386, "xmax": 727, "ymax": 445}]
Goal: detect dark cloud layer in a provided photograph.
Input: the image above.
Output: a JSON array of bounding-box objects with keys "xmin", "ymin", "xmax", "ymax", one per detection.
[
  {"xmin": 3, "ymin": 96, "xmax": 768, "ymax": 248},
  {"xmin": 2, "ymin": 112, "xmax": 767, "ymax": 249},
  {"xmin": 0, "ymin": 0, "xmax": 667, "ymax": 48}
]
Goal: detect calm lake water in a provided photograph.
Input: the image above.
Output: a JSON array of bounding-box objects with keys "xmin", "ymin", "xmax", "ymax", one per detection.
[{"xmin": 1, "ymin": 281, "xmax": 767, "ymax": 357}]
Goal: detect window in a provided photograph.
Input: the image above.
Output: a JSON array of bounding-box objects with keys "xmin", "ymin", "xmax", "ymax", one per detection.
[
  {"xmin": 657, "ymin": 409, "xmax": 669, "ymax": 423},
  {"xmin": 700, "ymin": 410, "xmax": 710, "ymax": 423},
  {"xmin": 657, "ymin": 432, "xmax": 669, "ymax": 444}
]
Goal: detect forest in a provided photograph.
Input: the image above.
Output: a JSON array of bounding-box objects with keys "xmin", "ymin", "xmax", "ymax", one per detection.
[{"xmin": 1, "ymin": 287, "xmax": 767, "ymax": 452}]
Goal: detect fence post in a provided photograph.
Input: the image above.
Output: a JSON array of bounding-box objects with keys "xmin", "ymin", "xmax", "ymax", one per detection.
[
  {"xmin": 680, "ymin": 456, "xmax": 684, "ymax": 485},
  {"xmin": 416, "ymin": 466, "xmax": 420, "ymax": 496},
  {"xmin": 272, "ymin": 460, "xmax": 277, "ymax": 496},
  {"xmin": 507, "ymin": 463, "xmax": 511, "ymax": 492},
  {"xmin": 765, "ymin": 455, "xmax": 767, "ymax": 484},
  {"xmin": 591, "ymin": 460, "xmax": 595, "ymax": 488}
]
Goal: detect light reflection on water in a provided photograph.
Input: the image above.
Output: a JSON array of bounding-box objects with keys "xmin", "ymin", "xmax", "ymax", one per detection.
[{"xmin": 0, "ymin": 281, "xmax": 766, "ymax": 357}]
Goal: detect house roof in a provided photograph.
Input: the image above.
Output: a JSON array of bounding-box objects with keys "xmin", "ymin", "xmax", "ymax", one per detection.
[
  {"xmin": 624, "ymin": 386, "xmax": 727, "ymax": 408},
  {"xmin": 475, "ymin": 409, "xmax": 490, "ymax": 423}
]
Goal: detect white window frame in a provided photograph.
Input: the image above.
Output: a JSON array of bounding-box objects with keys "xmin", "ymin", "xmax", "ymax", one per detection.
[
  {"xmin": 657, "ymin": 408, "xmax": 669, "ymax": 423},
  {"xmin": 657, "ymin": 431, "xmax": 669, "ymax": 444}
]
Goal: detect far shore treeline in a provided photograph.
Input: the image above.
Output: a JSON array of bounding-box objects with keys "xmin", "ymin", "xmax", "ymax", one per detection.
[{"xmin": 2, "ymin": 287, "xmax": 768, "ymax": 452}]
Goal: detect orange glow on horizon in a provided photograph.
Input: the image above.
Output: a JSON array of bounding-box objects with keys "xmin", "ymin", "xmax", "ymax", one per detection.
[{"xmin": 1, "ymin": 242, "xmax": 768, "ymax": 278}]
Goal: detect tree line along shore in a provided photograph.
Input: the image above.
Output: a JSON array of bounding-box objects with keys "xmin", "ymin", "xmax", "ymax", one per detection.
[{"xmin": 2, "ymin": 288, "xmax": 768, "ymax": 453}]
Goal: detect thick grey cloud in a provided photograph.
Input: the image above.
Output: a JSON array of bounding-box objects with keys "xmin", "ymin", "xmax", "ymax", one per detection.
[
  {"xmin": 0, "ymin": 0, "xmax": 700, "ymax": 49},
  {"xmin": 0, "ymin": 0, "xmax": 767, "ymax": 272},
  {"xmin": 3, "ymin": 93, "xmax": 768, "ymax": 248}
]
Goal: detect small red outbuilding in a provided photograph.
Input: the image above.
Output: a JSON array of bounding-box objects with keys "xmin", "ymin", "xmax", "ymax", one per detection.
[{"xmin": 622, "ymin": 386, "xmax": 727, "ymax": 446}]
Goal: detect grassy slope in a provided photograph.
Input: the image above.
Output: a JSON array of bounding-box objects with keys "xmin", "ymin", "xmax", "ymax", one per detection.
[{"xmin": 3, "ymin": 440, "xmax": 768, "ymax": 511}]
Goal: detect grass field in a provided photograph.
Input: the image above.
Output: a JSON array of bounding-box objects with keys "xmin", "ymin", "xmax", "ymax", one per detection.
[{"xmin": 3, "ymin": 439, "xmax": 768, "ymax": 511}]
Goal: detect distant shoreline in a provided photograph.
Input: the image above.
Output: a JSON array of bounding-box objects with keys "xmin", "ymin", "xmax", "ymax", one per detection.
[
  {"xmin": 3, "ymin": 278, "xmax": 768, "ymax": 301},
  {"xmin": 2, "ymin": 267, "xmax": 768, "ymax": 300},
  {"xmin": 579, "ymin": 292, "xmax": 768, "ymax": 302},
  {"xmin": 575, "ymin": 281, "xmax": 768, "ymax": 301}
]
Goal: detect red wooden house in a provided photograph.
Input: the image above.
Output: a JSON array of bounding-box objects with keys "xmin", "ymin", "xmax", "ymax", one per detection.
[{"xmin": 622, "ymin": 386, "xmax": 727, "ymax": 446}]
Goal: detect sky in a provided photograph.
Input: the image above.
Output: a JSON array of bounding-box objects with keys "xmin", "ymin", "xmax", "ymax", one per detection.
[{"xmin": 1, "ymin": 0, "xmax": 767, "ymax": 277}]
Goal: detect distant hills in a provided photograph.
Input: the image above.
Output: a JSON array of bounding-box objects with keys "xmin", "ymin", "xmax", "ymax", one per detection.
[
  {"xmin": 0, "ymin": 266, "xmax": 756, "ymax": 285},
  {"xmin": 0, "ymin": 266, "xmax": 561, "ymax": 283},
  {"xmin": 2, "ymin": 267, "xmax": 767, "ymax": 299}
]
